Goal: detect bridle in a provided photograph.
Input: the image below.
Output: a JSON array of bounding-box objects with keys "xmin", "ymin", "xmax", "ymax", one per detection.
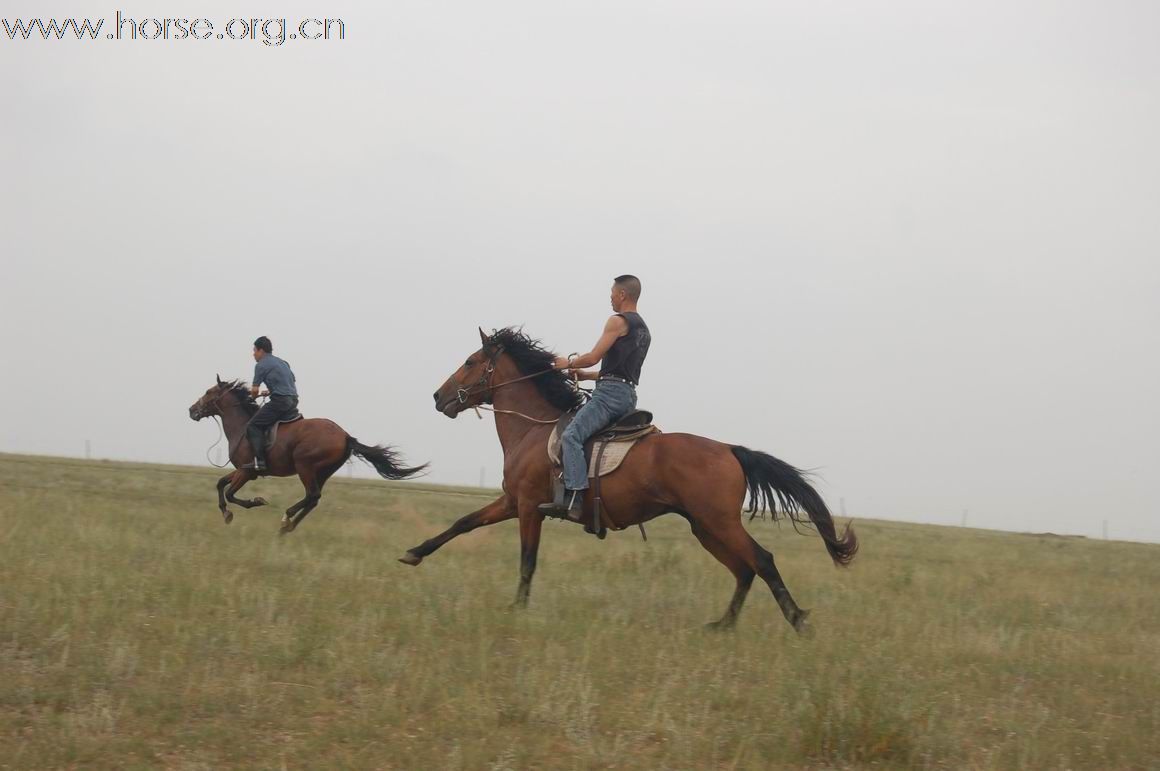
[
  {"xmin": 449, "ymin": 344, "xmax": 588, "ymax": 424},
  {"xmin": 453, "ymin": 345, "xmax": 561, "ymax": 406}
]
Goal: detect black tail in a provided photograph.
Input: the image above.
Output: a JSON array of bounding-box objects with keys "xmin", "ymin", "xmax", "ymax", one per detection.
[
  {"xmin": 730, "ymin": 446, "xmax": 858, "ymax": 566},
  {"xmin": 347, "ymin": 438, "xmax": 428, "ymax": 481}
]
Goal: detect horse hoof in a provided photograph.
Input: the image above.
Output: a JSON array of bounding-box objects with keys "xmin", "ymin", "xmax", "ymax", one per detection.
[
  {"xmin": 398, "ymin": 552, "xmax": 423, "ymax": 566},
  {"xmin": 794, "ymin": 611, "xmax": 815, "ymax": 639},
  {"xmin": 704, "ymin": 620, "xmax": 735, "ymax": 632},
  {"xmin": 253, "ymin": 497, "xmax": 268, "ymax": 506},
  {"xmin": 223, "ymin": 511, "xmax": 234, "ymax": 524},
  {"xmin": 279, "ymin": 522, "xmax": 296, "ymax": 536}
]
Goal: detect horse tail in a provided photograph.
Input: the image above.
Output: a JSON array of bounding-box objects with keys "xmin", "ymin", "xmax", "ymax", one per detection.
[
  {"xmin": 347, "ymin": 438, "xmax": 428, "ymax": 480},
  {"xmin": 730, "ymin": 445, "xmax": 858, "ymax": 566}
]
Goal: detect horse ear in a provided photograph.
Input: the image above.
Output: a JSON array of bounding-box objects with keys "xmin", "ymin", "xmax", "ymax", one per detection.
[
  {"xmin": 216, "ymin": 373, "xmax": 222, "ymax": 385},
  {"xmin": 478, "ymin": 327, "xmax": 489, "ymax": 345}
]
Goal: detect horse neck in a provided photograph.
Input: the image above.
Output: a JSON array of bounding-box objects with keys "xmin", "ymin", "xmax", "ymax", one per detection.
[
  {"xmin": 490, "ymin": 361, "xmax": 563, "ymax": 454},
  {"xmin": 217, "ymin": 398, "xmax": 255, "ymax": 443}
]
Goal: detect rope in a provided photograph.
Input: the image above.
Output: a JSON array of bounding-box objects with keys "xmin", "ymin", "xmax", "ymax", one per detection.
[
  {"xmin": 205, "ymin": 416, "xmax": 231, "ymax": 468},
  {"xmin": 472, "ymin": 405, "xmax": 559, "ymax": 424}
]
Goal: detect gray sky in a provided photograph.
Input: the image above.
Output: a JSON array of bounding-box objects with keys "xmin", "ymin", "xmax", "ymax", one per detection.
[{"xmin": 2, "ymin": 1, "xmax": 1157, "ymax": 541}]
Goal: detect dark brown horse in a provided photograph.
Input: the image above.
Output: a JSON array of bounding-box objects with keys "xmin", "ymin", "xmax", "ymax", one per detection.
[
  {"xmin": 189, "ymin": 377, "xmax": 426, "ymax": 533},
  {"xmin": 401, "ymin": 328, "xmax": 857, "ymax": 634}
]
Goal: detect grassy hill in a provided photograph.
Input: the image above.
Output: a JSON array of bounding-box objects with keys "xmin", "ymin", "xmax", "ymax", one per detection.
[{"xmin": 1, "ymin": 453, "xmax": 1157, "ymax": 769}]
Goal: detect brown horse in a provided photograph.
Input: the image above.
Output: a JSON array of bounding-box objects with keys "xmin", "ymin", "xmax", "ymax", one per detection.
[
  {"xmin": 189, "ymin": 377, "xmax": 427, "ymax": 533},
  {"xmin": 401, "ymin": 328, "xmax": 858, "ymax": 634}
]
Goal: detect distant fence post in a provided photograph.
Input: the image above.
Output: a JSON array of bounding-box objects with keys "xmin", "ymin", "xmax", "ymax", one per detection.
[{"xmin": 85, "ymin": 440, "xmax": 91, "ymax": 460}]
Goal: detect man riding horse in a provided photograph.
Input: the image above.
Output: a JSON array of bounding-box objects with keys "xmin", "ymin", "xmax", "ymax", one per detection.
[
  {"xmin": 538, "ymin": 274, "xmax": 651, "ymax": 521},
  {"xmin": 243, "ymin": 336, "xmax": 299, "ymax": 473}
]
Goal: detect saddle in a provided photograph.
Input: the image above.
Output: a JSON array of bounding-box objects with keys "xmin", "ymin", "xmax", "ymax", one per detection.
[
  {"xmin": 264, "ymin": 412, "xmax": 303, "ymax": 447},
  {"xmin": 547, "ymin": 409, "xmax": 658, "ymax": 478},
  {"xmin": 546, "ymin": 409, "xmax": 660, "ymax": 538}
]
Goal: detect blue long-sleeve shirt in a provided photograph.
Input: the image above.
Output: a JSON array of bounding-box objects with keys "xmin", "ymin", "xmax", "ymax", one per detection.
[{"xmin": 253, "ymin": 354, "xmax": 298, "ymax": 397}]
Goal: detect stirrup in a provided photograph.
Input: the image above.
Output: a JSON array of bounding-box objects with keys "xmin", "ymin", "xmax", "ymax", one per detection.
[
  {"xmin": 242, "ymin": 459, "xmax": 267, "ymax": 473},
  {"xmin": 563, "ymin": 491, "xmax": 585, "ymax": 522},
  {"xmin": 537, "ymin": 476, "xmax": 583, "ymax": 520}
]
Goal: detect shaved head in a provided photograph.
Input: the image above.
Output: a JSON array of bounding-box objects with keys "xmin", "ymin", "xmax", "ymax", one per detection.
[{"xmin": 613, "ymin": 274, "xmax": 641, "ymax": 301}]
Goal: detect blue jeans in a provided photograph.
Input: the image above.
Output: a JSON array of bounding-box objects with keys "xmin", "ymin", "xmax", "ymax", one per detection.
[{"xmin": 562, "ymin": 380, "xmax": 637, "ymax": 491}]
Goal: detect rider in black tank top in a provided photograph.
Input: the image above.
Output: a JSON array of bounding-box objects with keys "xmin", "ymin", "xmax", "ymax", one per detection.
[
  {"xmin": 538, "ymin": 275, "xmax": 650, "ymax": 523},
  {"xmin": 600, "ymin": 312, "xmax": 650, "ymax": 385}
]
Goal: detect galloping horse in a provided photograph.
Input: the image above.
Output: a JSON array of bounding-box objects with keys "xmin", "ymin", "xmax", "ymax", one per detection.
[
  {"xmin": 401, "ymin": 328, "xmax": 857, "ymax": 634},
  {"xmin": 189, "ymin": 377, "xmax": 427, "ymax": 533}
]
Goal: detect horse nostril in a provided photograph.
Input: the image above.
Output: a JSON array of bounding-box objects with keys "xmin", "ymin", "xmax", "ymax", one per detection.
[{"xmin": 433, "ymin": 391, "xmax": 440, "ymax": 403}]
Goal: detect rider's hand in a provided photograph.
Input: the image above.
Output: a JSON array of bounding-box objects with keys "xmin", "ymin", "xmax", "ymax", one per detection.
[
  {"xmin": 553, "ymin": 357, "xmax": 571, "ymax": 370},
  {"xmin": 260, "ymin": 390, "xmax": 270, "ymax": 397}
]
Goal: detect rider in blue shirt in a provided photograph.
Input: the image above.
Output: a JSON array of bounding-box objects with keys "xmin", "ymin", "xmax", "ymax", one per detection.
[{"xmin": 243, "ymin": 336, "xmax": 299, "ymax": 472}]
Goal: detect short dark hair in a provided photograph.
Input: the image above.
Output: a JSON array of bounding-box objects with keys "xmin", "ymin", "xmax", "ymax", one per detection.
[
  {"xmin": 253, "ymin": 336, "xmax": 273, "ymax": 353},
  {"xmin": 613, "ymin": 274, "xmax": 641, "ymax": 301}
]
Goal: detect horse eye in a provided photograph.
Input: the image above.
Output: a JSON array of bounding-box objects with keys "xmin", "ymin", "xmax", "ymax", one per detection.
[{"xmin": 464, "ymin": 359, "xmax": 474, "ymax": 367}]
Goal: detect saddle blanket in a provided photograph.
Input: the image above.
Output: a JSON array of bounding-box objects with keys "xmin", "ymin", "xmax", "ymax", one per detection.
[{"xmin": 547, "ymin": 421, "xmax": 659, "ymax": 478}]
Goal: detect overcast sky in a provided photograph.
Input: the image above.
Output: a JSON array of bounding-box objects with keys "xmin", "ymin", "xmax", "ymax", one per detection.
[{"xmin": 2, "ymin": 1, "xmax": 1157, "ymax": 541}]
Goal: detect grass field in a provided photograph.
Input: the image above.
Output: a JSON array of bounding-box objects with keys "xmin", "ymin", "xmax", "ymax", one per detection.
[{"xmin": 1, "ymin": 453, "xmax": 1158, "ymax": 770}]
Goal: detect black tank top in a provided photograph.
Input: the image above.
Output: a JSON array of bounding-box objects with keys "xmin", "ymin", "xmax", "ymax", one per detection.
[{"xmin": 600, "ymin": 312, "xmax": 651, "ymax": 385}]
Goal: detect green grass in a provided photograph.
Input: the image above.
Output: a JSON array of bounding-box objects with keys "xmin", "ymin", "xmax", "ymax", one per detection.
[{"xmin": 1, "ymin": 453, "xmax": 1158, "ymax": 770}]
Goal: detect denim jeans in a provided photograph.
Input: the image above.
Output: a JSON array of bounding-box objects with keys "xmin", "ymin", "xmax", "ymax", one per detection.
[{"xmin": 562, "ymin": 380, "xmax": 637, "ymax": 491}]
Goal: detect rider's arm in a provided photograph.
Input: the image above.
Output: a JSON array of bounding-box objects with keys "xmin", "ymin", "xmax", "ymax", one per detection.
[
  {"xmin": 251, "ymin": 361, "xmax": 265, "ymax": 399},
  {"xmin": 554, "ymin": 315, "xmax": 628, "ymax": 370}
]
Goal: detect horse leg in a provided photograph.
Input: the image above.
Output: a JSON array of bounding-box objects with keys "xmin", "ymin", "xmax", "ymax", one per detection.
[
  {"xmin": 285, "ymin": 459, "xmax": 347, "ymax": 532},
  {"xmin": 702, "ymin": 516, "xmax": 811, "ymax": 635},
  {"xmin": 283, "ymin": 498, "xmax": 306, "ymax": 522},
  {"xmin": 400, "ymin": 496, "xmax": 514, "ymax": 566},
  {"xmin": 216, "ymin": 473, "xmax": 234, "ymax": 524},
  {"xmin": 691, "ymin": 523, "xmax": 755, "ymax": 630},
  {"xmin": 280, "ymin": 467, "xmax": 321, "ymax": 535},
  {"xmin": 218, "ymin": 471, "xmax": 257, "ymax": 524},
  {"xmin": 513, "ymin": 506, "xmax": 544, "ymax": 609},
  {"xmin": 225, "ymin": 473, "xmax": 267, "ymax": 509}
]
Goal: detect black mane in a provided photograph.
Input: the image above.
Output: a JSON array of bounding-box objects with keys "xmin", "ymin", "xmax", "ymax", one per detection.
[
  {"xmin": 221, "ymin": 380, "xmax": 259, "ymax": 416},
  {"xmin": 487, "ymin": 328, "xmax": 584, "ymax": 412}
]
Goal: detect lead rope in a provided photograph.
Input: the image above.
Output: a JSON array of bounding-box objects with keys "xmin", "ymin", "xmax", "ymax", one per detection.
[
  {"xmin": 205, "ymin": 415, "xmax": 231, "ymax": 468},
  {"xmin": 471, "ymin": 405, "xmax": 558, "ymax": 424}
]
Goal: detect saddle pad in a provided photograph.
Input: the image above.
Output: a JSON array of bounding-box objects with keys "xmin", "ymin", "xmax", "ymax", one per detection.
[{"xmin": 547, "ymin": 423, "xmax": 660, "ymax": 478}]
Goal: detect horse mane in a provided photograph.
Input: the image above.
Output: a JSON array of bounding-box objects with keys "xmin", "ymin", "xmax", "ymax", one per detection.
[
  {"xmin": 221, "ymin": 380, "xmax": 259, "ymax": 416},
  {"xmin": 488, "ymin": 327, "xmax": 584, "ymax": 412}
]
